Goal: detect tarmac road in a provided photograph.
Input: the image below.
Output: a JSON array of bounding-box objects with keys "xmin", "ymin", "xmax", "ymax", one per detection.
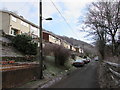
[{"xmin": 49, "ymin": 60, "xmax": 99, "ymax": 88}]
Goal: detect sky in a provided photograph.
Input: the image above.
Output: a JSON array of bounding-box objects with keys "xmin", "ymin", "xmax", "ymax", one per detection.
[{"xmin": 0, "ymin": 0, "xmax": 97, "ymax": 44}]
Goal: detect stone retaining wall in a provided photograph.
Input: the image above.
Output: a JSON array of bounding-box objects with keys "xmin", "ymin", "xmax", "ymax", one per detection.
[{"xmin": 2, "ymin": 65, "xmax": 40, "ymax": 88}]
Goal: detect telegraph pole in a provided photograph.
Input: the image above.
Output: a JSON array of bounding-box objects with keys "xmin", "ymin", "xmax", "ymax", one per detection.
[
  {"xmin": 38, "ymin": 0, "xmax": 52, "ymax": 79},
  {"xmin": 39, "ymin": 0, "xmax": 43, "ymax": 79}
]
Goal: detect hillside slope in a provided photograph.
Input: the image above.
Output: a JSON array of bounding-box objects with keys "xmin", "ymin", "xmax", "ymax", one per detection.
[{"xmin": 0, "ymin": 36, "xmax": 24, "ymax": 57}]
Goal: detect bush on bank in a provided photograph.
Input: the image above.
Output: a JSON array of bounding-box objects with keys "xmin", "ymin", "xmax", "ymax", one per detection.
[{"xmin": 12, "ymin": 34, "xmax": 38, "ymax": 55}]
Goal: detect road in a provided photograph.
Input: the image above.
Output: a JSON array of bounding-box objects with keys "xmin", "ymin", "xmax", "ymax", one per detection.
[{"xmin": 49, "ymin": 60, "xmax": 99, "ymax": 88}]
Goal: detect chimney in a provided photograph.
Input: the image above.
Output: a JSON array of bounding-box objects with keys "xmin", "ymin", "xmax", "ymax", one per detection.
[{"xmin": 20, "ymin": 16, "xmax": 24, "ymax": 18}]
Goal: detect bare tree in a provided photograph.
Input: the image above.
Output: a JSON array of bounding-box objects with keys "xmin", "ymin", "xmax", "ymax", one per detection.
[
  {"xmin": 96, "ymin": 30, "xmax": 107, "ymax": 59},
  {"xmin": 84, "ymin": 0, "xmax": 120, "ymax": 55},
  {"xmin": 43, "ymin": 43, "xmax": 71, "ymax": 66}
]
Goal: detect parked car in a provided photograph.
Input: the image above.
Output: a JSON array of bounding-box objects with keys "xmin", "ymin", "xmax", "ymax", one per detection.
[
  {"xmin": 82, "ymin": 59, "xmax": 90, "ymax": 64},
  {"xmin": 72, "ymin": 59, "xmax": 84, "ymax": 67},
  {"xmin": 86, "ymin": 57, "xmax": 91, "ymax": 63},
  {"xmin": 86, "ymin": 59, "xmax": 90, "ymax": 63},
  {"xmin": 94, "ymin": 56, "xmax": 99, "ymax": 61}
]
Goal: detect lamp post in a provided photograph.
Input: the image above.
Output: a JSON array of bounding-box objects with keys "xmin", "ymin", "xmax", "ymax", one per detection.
[
  {"xmin": 39, "ymin": 0, "xmax": 52, "ymax": 79},
  {"xmin": 38, "ymin": 0, "xmax": 43, "ymax": 79}
]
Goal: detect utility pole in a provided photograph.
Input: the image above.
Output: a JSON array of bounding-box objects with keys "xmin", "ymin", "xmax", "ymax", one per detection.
[
  {"xmin": 39, "ymin": 0, "xmax": 43, "ymax": 79},
  {"xmin": 38, "ymin": 0, "xmax": 52, "ymax": 79}
]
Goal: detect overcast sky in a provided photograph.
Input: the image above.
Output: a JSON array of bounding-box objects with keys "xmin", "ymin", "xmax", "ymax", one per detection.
[{"xmin": 0, "ymin": 0, "xmax": 98, "ymax": 44}]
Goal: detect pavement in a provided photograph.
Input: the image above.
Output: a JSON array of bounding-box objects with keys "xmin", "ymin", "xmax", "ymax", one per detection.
[
  {"xmin": 46, "ymin": 60, "xmax": 100, "ymax": 88},
  {"xmin": 17, "ymin": 67, "xmax": 73, "ymax": 89}
]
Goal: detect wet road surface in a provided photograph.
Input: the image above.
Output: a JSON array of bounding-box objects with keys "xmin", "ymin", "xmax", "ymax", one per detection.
[{"xmin": 49, "ymin": 60, "xmax": 99, "ymax": 88}]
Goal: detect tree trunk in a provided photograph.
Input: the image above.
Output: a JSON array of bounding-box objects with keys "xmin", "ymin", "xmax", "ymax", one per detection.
[{"xmin": 111, "ymin": 35, "xmax": 116, "ymax": 55}]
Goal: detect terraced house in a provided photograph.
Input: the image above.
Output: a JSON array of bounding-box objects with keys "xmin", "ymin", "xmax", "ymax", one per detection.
[
  {"xmin": 74, "ymin": 46, "xmax": 84, "ymax": 54},
  {"xmin": 0, "ymin": 10, "xmax": 39, "ymax": 38},
  {"xmin": 61, "ymin": 40, "xmax": 71, "ymax": 50},
  {"xmin": 0, "ymin": 10, "xmax": 83, "ymax": 53},
  {"xmin": 43, "ymin": 30, "xmax": 78, "ymax": 52},
  {"xmin": 43, "ymin": 30, "xmax": 61, "ymax": 45}
]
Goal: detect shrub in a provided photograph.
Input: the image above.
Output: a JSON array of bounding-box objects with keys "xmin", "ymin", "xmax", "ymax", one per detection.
[
  {"xmin": 43, "ymin": 43, "xmax": 71, "ymax": 66},
  {"xmin": 53, "ymin": 44, "xmax": 71, "ymax": 66},
  {"xmin": 12, "ymin": 34, "xmax": 38, "ymax": 55},
  {"xmin": 43, "ymin": 43, "xmax": 54, "ymax": 56},
  {"xmin": 71, "ymin": 53, "xmax": 76, "ymax": 60}
]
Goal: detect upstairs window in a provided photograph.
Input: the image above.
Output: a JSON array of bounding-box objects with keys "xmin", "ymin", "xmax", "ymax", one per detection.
[
  {"xmin": 11, "ymin": 16, "xmax": 17, "ymax": 22},
  {"xmin": 30, "ymin": 26, "xmax": 39, "ymax": 37},
  {"xmin": 21, "ymin": 21, "xmax": 28, "ymax": 27}
]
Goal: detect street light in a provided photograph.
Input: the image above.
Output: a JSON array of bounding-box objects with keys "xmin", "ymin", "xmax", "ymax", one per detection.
[
  {"xmin": 38, "ymin": 0, "xmax": 52, "ymax": 79},
  {"xmin": 44, "ymin": 18, "xmax": 52, "ymax": 20},
  {"xmin": 42, "ymin": 17, "xmax": 52, "ymax": 20}
]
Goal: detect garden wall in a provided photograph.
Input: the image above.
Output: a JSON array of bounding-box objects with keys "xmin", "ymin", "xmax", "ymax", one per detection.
[
  {"xmin": 2, "ymin": 55, "xmax": 36, "ymax": 62},
  {"xmin": 2, "ymin": 65, "xmax": 40, "ymax": 88}
]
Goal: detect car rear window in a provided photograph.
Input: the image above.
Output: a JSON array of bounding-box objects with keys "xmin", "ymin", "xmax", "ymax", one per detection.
[{"xmin": 75, "ymin": 60, "xmax": 83, "ymax": 62}]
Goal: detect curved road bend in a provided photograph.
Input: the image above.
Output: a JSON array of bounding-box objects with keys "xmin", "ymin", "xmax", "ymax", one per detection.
[{"xmin": 49, "ymin": 60, "xmax": 99, "ymax": 88}]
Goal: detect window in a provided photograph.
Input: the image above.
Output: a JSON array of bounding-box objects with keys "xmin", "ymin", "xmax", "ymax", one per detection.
[
  {"xmin": 11, "ymin": 30, "xmax": 14, "ymax": 35},
  {"xmin": 21, "ymin": 21, "xmax": 28, "ymax": 27},
  {"xmin": 10, "ymin": 29, "xmax": 16, "ymax": 35},
  {"xmin": 11, "ymin": 16, "xmax": 17, "ymax": 22},
  {"xmin": 30, "ymin": 26, "xmax": 37, "ymax": 31},
  {"xmin": 10, "ymin": 28, "xmax": 18, "ymax": 35},
  {"xmin": 30, "ymin": 26, "xmax": 39, "ymax": 37},
  {"xmin": 30, "ymin": 26, "xmax": 38, "ymax": 33}
]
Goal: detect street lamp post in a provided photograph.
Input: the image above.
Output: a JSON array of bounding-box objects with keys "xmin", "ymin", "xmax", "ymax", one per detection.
[
  {"xmin": 39, "ymin": 0, "xmax": 43, "ymax": 79},
  {"xmin": 39, "ymin": 0, "xmax": 52, "ymax": 79}
]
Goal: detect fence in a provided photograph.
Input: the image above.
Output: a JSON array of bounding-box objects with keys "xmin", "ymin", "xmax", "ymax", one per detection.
[{"xmin": 105, "ymin": 61, "xmax": 120, "ymax": 87}]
